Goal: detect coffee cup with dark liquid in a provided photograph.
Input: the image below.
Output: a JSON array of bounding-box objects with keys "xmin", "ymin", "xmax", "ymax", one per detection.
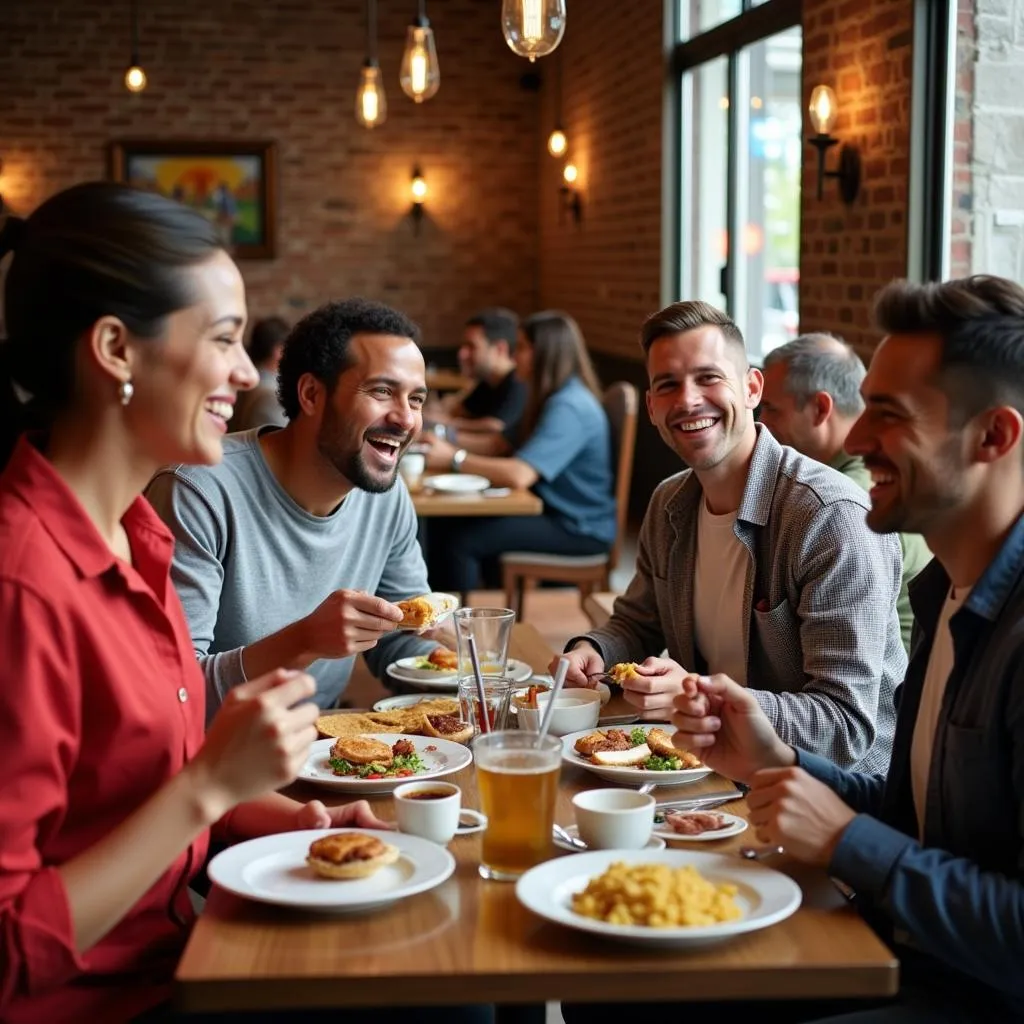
[{"xmin": 393, "ymin": 781, "xmax": 485, "ymax": 844}]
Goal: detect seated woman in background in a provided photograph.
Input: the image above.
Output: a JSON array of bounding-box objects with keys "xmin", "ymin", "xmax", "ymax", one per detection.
[
  {"xmin": 422, "ymin": 310, "xmax": 616, "ymax": 593},
  {"xmin": 0, "ymin": 184, "xmax": 491, "ymax": 1024}
]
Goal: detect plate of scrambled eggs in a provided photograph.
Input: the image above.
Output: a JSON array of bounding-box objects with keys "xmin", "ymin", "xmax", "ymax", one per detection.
[{"xmin": 515, "ymin": 850, "xmax": 801, "ymax": 947}]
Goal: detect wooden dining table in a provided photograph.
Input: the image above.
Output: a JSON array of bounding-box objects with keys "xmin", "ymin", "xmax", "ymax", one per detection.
[
  {"xmin": 175, "ymin": 624, "xmax": 899, "ymax": 1012},
  {"xmin": 412, "ymin": 485, "xmax": 542, "ymax": 518}
]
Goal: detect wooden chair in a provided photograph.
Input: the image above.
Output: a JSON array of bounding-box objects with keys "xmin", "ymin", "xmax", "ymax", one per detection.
[{"xmin": 501, "ymin": 381, "xmax": 638, "ymax": 620}]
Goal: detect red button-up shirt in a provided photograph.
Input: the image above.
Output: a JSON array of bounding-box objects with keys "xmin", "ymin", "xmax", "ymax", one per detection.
[{"xmin": 0, "ymin": 438, "xmax": 208, "ymax": 1023}]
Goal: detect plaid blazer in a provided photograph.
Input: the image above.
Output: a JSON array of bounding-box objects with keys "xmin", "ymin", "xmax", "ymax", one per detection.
[{"xmin": 582, "ymin": 426, "xmax": 907, "ymax": 773}]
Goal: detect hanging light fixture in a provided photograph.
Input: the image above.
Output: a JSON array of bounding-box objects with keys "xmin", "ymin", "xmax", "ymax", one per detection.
[
  {"xmin": 501, "ymin": 0, "xmax": 566, "ymax": 62},
  {"xmin": 124, "ymin": 0, "xmax": 147, "ymax": 93},
  {"xmin": 400, "ymin": 0, "xmax": 440, "ymax": 103},
  {"xmin": 355, "ymin": 0, "xmax": 387, "ymax": 128},
  {"xmin": 546, "ymin": 52, "xmax": 567, "ymax": 157}
]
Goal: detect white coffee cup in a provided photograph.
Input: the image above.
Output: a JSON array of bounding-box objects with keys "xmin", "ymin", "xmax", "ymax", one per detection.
[
  {"xmin": 393, "ymin": 781, "xmax": 485, "ymax": 845},
  {"xmin": 572, "ymin": 789, "xmax": 655, "ymax": 850},
  {"xmin": 399, "ymin": 452, "xmax": 426, "ymax": 489}
]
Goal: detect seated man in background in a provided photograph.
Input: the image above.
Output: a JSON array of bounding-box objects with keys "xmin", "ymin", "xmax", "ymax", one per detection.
[
  {"xmin": 147, "ymin": 298, "xmax": 441, "ymax": 717},
  {"xmin": 556, "ymin": 301, "xmax": 906, "ymax": 773},
  {"xmin": 662, "ymin": 274, "xmax": 1024, "ymax": 1024},
  {"xmin": 232, "ymin": 314, "xmax": 290, "ymax": 431},
  {"xmin": 760, "ymin": 332, "xmax": 932, "ymax": 651},
  {"xmin": 428, "ymin": 307, "xmax": 527, "ymax": 435}
]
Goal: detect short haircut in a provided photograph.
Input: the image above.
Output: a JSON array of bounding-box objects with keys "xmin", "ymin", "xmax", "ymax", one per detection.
[
  {"xmin": 276, "ymin": 298, "xmax": 420, "ymax": 420},
  {"xmin": 763, "ymin": 333, "xmax": 865, "ymax": 417},
  {"xmin": 247, "ymin": 316, "xmax": 290, "ymax": 365},
  {"xmin": 873, "ymin": 276, "xmax": 1024, "ymax": 426},
  {"xmin": 465, "ymin": 307, "xmax": 519, "ymax": 354},
  {"xmin": 640, "ymin": 300, "xmax": 748, "ymax": 368}
]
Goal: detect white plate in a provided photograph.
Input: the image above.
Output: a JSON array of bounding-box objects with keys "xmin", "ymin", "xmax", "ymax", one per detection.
[
  {"xmin": 372, "ymin": 693, "xmax": 460, "ymax": 712},
  {"xmin": 208, "ymin": 828, "xmax": 454, "ymax": 913},
  {"xmin": 652, "ymin": 811, "xmax": 748, "ymax": 843},
  {"xmin": 553, "ymin": 824, "xmax": 666, "ymax": 853},
  {"xmin": 386, "ymin": 658, "xmax": 534, "ymax": 690},
  {"xmin": 425, "ymin": 473, "xmax": 490, "ymax": 494},
  {"xmin": 561, "ymin": 724, "xmax": 713, "ymax": 787},
  {"xmin": 298, "ymin": 734, "xmax": 472, "ymax": 794},
  {"xmin": 515, "ymin": 848, "xmax": 802, "ymax": 947},
  {"xmin": 395, "ymin": 592, "xmax": 460, "ymax": 633}
]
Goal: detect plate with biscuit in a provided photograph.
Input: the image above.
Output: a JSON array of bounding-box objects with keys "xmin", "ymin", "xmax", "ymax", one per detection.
[
  {"xmin": 386, "ymin": 655, "xmax": 534, "ymax": 689},
  {"xmin": 300, "ymin": 731, "xmax": 473, "ymax": 794},
  {"xmin": 395, "ymin": 592, "xmax": 460, "ymax": 633},
  {"xmin": 207, "ymin": 828, "xmax": 455, "ymax": 912},
  {"xmin": 561, "ymin": 724, "xmax": 712, "ymax": 787}
]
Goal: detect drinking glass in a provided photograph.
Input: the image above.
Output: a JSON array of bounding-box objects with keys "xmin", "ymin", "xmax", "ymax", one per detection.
[
  {"xmin": 454, "ymin": 607, "xmax": 515, "ymax": 677},
  {"xmin": 457, "ymin": 676, "xmax": 513, "ymax": 736},
  {"xmin": 474, "ymin": 730, "xmax": 562, "ymax": 881}
]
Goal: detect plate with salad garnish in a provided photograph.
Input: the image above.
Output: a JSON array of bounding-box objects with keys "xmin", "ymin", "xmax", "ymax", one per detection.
[
  {"xmin": 298, "ymin": 733, "xmax": 473, "ymax": 794},
  {"xmin": 561, "ymin": 724, "xmax": 712, "ymax": 787}
]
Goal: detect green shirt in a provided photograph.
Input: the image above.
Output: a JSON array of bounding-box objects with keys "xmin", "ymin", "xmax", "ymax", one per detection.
[{"xmin": 830, "ymin": 452, "xmax": 932, "ymax": 652}]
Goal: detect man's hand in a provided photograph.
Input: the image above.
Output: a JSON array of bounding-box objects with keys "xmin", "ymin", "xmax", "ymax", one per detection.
[
  {"xmin": 554, "ymin": 642, "xmax": 604, "ymax": 687},
  {"xmin": 746, "ymin": 767, "xmax": 856, "ymax": 866},
  {"xmin": 620, "ymin": 657, "xmax": 687, "ymax": 721},
  {"xmin": 670, "ymin": 673, "xmax": 795, "ymax": 783},
  {"xmin": 295, "ymin": 799, "xmax": 394, "ymax": 831},
  {"xmin": 420, "ymin": 432, "xmax": 456, "ymax": 470},
  {"xmin": 298, "ymin": 589, "xmax": 403, "ymax": 661}
]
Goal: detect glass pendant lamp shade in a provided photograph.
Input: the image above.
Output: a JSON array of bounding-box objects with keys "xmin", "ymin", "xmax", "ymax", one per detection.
[
  {"xmin": 501, "ymin": 0, "xmax": 566, "ymax": 62},
  {"xmin": 356, "ymin": 61, "xmax": 387, "ymax": 128},
  {"xmin": 400, "ymin": 3, "xmax": 440, "ymax": 102}
]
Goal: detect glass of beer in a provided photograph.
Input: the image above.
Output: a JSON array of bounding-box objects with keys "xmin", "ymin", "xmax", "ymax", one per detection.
[{"xmin": 474, "ymin": 730, "xmax": 562, "ymax": 881}]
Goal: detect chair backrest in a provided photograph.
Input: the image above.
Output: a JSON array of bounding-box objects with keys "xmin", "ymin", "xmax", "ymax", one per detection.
[{"xmin": 602, "ymin": 381, "xmax": 639, "ymax": 571}]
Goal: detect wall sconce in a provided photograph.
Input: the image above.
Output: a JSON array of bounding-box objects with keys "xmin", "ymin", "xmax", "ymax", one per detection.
[
  {"xmin": 807, "ymin": 85, "xmax": 860, "ymax": 204},
  {"xmin": 560, "ymin": 162, "xmax": 581, "ymax": 224},
  {"xmin": 410, "ymin": 166, "xmax": 427, "ymax": 233}
]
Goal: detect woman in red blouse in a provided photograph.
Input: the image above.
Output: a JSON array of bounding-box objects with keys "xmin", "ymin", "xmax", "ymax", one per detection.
[{"xmin": 0, "ymin": 183, "xmax": 391, "ymax": 1023}]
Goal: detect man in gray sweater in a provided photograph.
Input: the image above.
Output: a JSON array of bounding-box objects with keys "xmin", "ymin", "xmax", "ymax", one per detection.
[{"xmin": 147, "ymin": 298, "xmax": 439, "ymax": 717}]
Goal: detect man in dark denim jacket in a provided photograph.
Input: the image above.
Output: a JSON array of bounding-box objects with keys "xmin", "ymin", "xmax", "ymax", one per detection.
[{"xmin": 664, "ymin": 275, "xmax": 1024, "ymax": 1022}]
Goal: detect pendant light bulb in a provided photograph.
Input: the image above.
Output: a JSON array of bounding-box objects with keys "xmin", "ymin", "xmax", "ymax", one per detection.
[
  {"xmin": 124, "ymin": 63, "xmax": 147, "ymax": 92},
  {"xmin": 400, "ymin": 3, "xmax": 440, "ymax": 103},
  {"xmin": 356, "ymin": 61, "xmax": 387, "ymax": 128},
  {"xmin": 501, "ymin": 0, "xmax": 566, "ymax": 62},
  {"xmin": 547, "ymin": 128, "xmax": 567, "ymax": 157}
]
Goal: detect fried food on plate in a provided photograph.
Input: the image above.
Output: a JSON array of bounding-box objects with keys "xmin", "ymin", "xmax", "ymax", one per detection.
[
  {"xmin": 647, "ymin": 727, "xmax": 702, "ymax": 768},
  {"xmin": 330, "ymin": 736, "xmax": 394, "ymax": 766},
  {"xmin": 427, "ymin": 647, "xmax": 458, "ymax": 670},
  {"xmin": 316, "ymin": 699, "xmax": 460, "ymax": 739},
  {"xmin": 591, "ymin": 743, "xmax": 652, "ymax": 767},
  {"xmin": 397, "ymin": 596, "xmax": 434, "ymax": 628},
  {"xmin": 422, "ymin": 713, "xmax": 473, "ymax": 744},
  {"xmin": 574, "ymin": 729, "xmax": 631, "ymax": 757},
  {"xmin": 307, "ymin": 832, "xmax": 400, "ymax": 880}
]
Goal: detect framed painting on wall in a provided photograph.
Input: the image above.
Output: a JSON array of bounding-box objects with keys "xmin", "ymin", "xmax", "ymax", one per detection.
[{"xmin": 109, "ymin": 140, "xmax": 277, "ymax": 258}]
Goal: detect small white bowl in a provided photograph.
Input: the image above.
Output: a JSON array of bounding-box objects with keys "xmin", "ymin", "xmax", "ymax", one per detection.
[
  {"xmin": 572, "ymin": 788, "xmax": 655, "ymax": 850},
  {"xmin": 517, "ymin": 688, "xmax": 602, "ymax": 736}
]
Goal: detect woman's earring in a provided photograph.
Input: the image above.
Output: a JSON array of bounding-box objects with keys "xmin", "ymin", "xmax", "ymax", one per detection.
[{"xmin": 119, "ymin": 379, "xmax": 134, "ymax": 406}]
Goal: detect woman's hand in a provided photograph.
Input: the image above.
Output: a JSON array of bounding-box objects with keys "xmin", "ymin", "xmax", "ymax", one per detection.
[
  {"xmin": 295, "ymin": 799, "xmax": 394, "ymax": 831},
  {"xmin": 188, "ymin": 669, "xmax": 320, "ymax": 821}
]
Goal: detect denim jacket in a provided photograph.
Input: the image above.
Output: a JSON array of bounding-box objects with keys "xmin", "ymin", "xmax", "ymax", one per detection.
[{"xmin": 800, "ymin": 510, "xmax": 1024, "ymax": 1018}]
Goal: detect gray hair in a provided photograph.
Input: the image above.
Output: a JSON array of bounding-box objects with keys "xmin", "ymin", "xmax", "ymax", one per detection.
[{"xmin": 763, "ymin": 333, "xmax": 866, "ymax": 417}]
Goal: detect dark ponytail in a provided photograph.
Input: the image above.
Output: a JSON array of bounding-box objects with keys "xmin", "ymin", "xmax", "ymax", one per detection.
[{"xmin": 0, "ymin": 182, "xmax": 223, "ymax": 470}]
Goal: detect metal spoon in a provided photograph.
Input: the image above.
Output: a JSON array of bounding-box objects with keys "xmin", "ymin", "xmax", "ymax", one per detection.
[
  {"xmin": 552, "ymin": 823, "xmax": 588, "ymax": 851},
  {"xmin": 739, "ymin": 844, "xmax": 785, "ymax": 860}
]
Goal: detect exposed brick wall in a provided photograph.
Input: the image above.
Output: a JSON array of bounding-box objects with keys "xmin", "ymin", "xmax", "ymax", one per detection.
[
  {"xmin": 0, "ymin": 0, "xmax": 540, "ymax": 347},
  {"xmin": 535, "ymin": 0, "xmax": 666, "ymax": 360},
  {"xmin": 950, "ymin": 0, "xmax": 975, "ymax": 279},
  {"xmin": 798, "ymin": 0, "xmax": 914, "ymax": 357}
]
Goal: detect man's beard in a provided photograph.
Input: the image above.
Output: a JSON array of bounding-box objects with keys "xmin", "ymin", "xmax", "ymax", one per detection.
[{"xmin": 317, "ymin": 411, "xmax": 406, "ymax": 494}]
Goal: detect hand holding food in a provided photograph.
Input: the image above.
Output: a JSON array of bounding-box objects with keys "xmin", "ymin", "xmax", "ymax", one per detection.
[
  {"xmin": 746, "ymin": 766, "xmax": 856, "ymax": 866},
  {"xmin": 556, "ymin": 643, "xmax": 605, "ymax": 687},
  {"xmin": 618, "ymin": 657, "xmax": 689, "ymax": 720},
  {"xmin": 670, "ymin": 672, "xmax": 796, "ymax": 784},
  {"xmin": 190, "ymin": 669, "xmax": 320, "ymax": 818},
  {"xmin": 307, "ymin": 832, "xmax": 400, "ymax": 879},
  {"xmin": 298, "ymin": 589, "xmax": 404, "ymax": 660}
]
